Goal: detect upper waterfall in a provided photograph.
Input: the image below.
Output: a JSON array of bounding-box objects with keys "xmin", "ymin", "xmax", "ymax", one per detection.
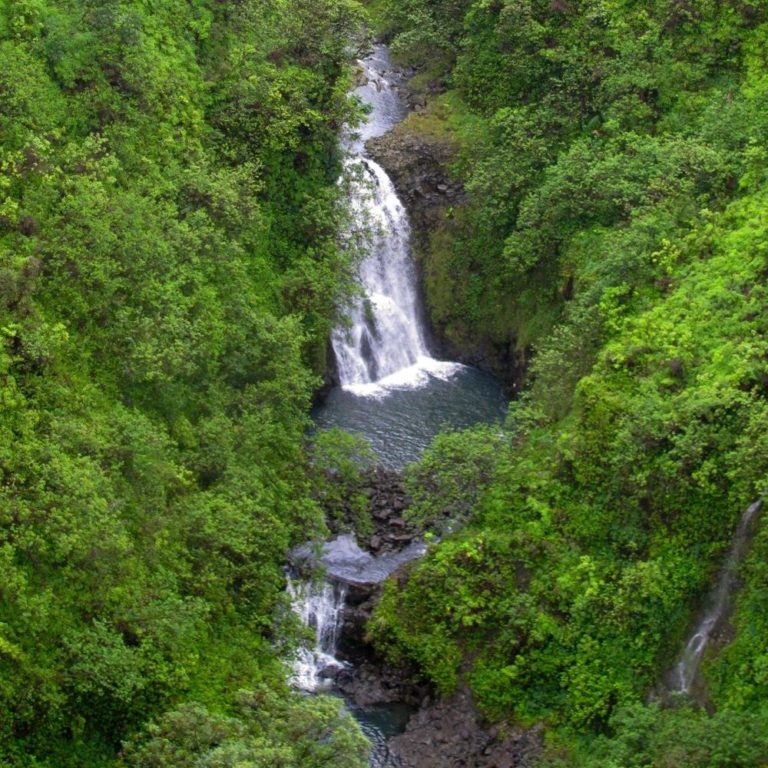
[{"xmin": 332, "ymin": 46, "xmax": 460, "ymax": 395}]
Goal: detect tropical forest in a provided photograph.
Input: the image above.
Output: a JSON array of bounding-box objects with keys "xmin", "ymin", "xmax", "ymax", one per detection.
[{"xmin": 1, "ymin": 0, "xmax": 768, "ymax": 766}]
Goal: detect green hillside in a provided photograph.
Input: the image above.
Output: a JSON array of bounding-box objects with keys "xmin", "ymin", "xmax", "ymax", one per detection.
[
  {"xmin": 367, "ymin": 1, "xmax": 768, "ymax": 764},
  {"xmin": 0, "ymin": 0, "xmax": 368, "ymax": 764}
]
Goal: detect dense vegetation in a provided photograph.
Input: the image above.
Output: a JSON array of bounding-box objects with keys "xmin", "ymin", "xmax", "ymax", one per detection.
[
  {"xmin": 5, "ymin": 0, "xmax": 768, "ymax": 765},
  {"xmin": 0, "ymin": 0, "xmax": 371, "ymax": 764},
  {"xmin": 366, "ymin": 0, "xmax": 768, "ymax": 764}
]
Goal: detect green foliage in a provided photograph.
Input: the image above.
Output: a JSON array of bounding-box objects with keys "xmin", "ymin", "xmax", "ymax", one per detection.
[
  {"xmin": 404, "ymin": 424, "xmax": 504, "ymax": 534},
  {"xmin": 121, "ymin": 689, "xmax": 369, "ymax": 768},
  {"xmin": 0, "ymin": 0, "xmax": 368, "ymax": 763},
  {"xmin": 372, "ymin": 0, "xmax": 768, "ymax": 762},
  {"xmin": 374, "ymin": 186, "xmax": 768, "ymax": 736},
  {"xmin": 309, "ymin": 428, "xmax": 375, "ymax": 538},
  {"xmin": 543, "ymin": 702, "xmax": 768, "ymax": 768},
  {"xmin": 381, "ymin": 0, "xmax": 472, "ymax": 68},
  {"xmin": 385, "ymin": 0, "xmax": 768, "ymax": 378}
]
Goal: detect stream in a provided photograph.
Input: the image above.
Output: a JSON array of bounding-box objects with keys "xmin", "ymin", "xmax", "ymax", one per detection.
[{"xmin": 289, "ymin": 44, "xmax": 508, "ymax": 766}]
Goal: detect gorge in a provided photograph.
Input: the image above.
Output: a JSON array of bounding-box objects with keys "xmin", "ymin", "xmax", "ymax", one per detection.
[
  {"xmin": 293, "ymin": 43, "xmax": 510, "ymax": 765},
  {"xmin": 3, "ymin": 1, "xmax": 768, "ymax": 766}
]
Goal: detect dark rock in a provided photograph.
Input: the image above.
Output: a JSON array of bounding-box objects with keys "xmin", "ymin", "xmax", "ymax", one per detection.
[
  {"xmin": 366, "ymin": 131, "xmax": 465, "ymax": 255},
  {"xmin": 389, "ymin": 688, "xmax": 544, "ymax": 768},
  {"xmin": 312, "ymin": 336, "xmax": 341, "ymax": 405},
  {"xmin": 335, "ymin": 659, "xmax": 431, "ymax": 708}
]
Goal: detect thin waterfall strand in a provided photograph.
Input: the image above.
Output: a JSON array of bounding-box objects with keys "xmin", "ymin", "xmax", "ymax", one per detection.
[{"xmin": 671, "ymin": 498, "xmax": 763, "ymax": 694}]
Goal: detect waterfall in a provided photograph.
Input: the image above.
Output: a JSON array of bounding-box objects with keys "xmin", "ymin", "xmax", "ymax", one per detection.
[
  {"xmin": 333, "ymin": 157, "xmax": 428, "ymax": 386},
  {"xmin": 670, "ymin": 498, "xmax": 763, "ymax": 695},
  {"xmin": 287, "ymin": 576, "xmax": 348, "ymax": 692},
  {"xmin": 287, "ymin": 534, "xmax": 424, "ymax": 767},
  {"xmin": 333, "ymin": 45, "xmax": 460, "ymax": 394},
  {"xmin": 286, "ymin": 535, "xmax": 428, "ymax": 693}
]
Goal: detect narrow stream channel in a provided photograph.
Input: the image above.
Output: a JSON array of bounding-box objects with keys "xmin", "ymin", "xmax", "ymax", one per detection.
[{"xmin": 291, "ymin": 44, "xmax": 508, "ymax": 766}]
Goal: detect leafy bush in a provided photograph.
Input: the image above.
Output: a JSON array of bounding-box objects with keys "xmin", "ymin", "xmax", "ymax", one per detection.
[
  {"xmin": 309, "ymin": 428, "xmax": 375, "ymax": 538},
  {"xmin": 404, "ymin": 424, "xmax": 504, "ymax": 534},
  {"xmin": 121, "ymin": 689, "xmax": 369, "ymax": 768}
]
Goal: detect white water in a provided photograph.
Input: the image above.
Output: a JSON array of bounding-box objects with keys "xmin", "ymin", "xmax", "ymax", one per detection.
[
  {"xmin": 671, "ymin": 498, "xmax": 763, "ymax": 694},
  {"xmin": 287, "ymin": 577, "xmax": 348, "ymax": 691},
  {"xmin": 288, "ymin": 535, "xmax": 428, "ymax": 692},
  {"xmin": 332, "ymin": 46, "xmax": 461, "ymax": 393}
]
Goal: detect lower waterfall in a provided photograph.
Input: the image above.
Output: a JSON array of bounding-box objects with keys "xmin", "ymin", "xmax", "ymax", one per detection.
[
  {"xmin": 287, "ymin": 577, "xmax": 348, "ymax": 692},
  {"xmin": 286, "ymin": 534, "xmax": 427, "ymax": 767}
]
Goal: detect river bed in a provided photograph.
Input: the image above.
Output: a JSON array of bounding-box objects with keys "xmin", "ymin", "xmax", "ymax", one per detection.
[{"xmin": 295, "ymin": 43, "xmax": 508, "ymax": 767}]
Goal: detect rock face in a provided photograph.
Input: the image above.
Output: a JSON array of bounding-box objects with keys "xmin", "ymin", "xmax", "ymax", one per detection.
[
  {"xmin": 389, "ymin": 688, "xmax": 544, "ymax": 768},
  {"xmin": 366, "ymin": 131, "xmax": 465, "ymax": 256},
  {"xmin": 335, "ymin": 658, "xmax": 430, "ymax": 708},
  {"xmin": 313, "ymin": 336, "xmax": 341, "ymax": 405},
  {"xmin": 362, "ymin": 466, "xmax": 420, "ymax": 555}
]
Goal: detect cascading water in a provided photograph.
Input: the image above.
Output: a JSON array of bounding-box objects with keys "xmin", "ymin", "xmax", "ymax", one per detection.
[
  {"xmin": 670, "ymin": 498, "xmax": 763, "ymax": 695},
  {"xmin": 333, "ymin": 159, "xmax": 429, "ymax": 385},
  {"xmin": 287, "ymin": 535, "xmax": 427, "ymax": 767},
  {"xmin": 287, "ymin": 576, "xmax": 347, "ymax": 691},
  {"xmin": 332, "ymin": 46, "xmax": 459, "ymax": 393},
  {"xmin": 287, "ymin": 536, "xmax": 428, "ymax": 692}
]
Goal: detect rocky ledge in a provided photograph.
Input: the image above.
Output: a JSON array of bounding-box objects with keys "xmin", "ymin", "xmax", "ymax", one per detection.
[
  {"xmin": 360, "ymin": 466, "xmax": 420, "ymax": 555},
  {"xmin": 366, "ymin": 130, "xmax": 464, "ymax": 256}
]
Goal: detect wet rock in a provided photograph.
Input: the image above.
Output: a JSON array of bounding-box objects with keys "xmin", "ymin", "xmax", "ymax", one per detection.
[
  {"xmin": 335, "ymin": 659, "xmax": 431, "ymax": 708},
  {"xmin": 359, "ymin": 466, "xmax": 420, "ymax": 556}
]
